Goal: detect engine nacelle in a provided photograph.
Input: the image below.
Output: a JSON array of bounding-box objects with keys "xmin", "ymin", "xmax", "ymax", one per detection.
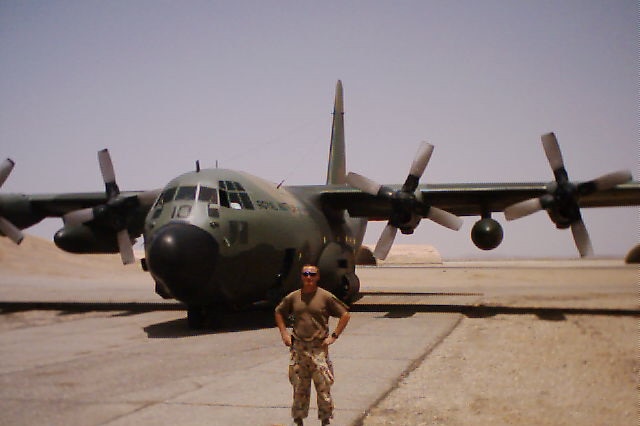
[
  {"xmin": 471, "ymin": 218, "xmax": 504, "ymax": 250},
  {"xmin": 54, "ymin": 225, "xmax": 119, "ymax": 254}
]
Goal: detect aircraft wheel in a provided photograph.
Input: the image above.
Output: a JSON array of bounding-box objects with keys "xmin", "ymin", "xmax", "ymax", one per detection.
[
  {"xmin": 339, "ymin": 272, "xmax": 361, "ymax": 305},
  {"xmin": 187, "ymin": 306, "xmax": 207, "ymax": 329},
  {"xmin": 625, "ymin": 244, "xmax": 640, "ymax": 264}
]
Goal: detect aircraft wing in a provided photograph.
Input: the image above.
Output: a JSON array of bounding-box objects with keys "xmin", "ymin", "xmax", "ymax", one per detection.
[
  {"xmin": 318, "ymin": 181, "xmax": 640, "ymax": 219},
  {"xmin": 0, "ymin": 190, "xmax": 159, "ymax": 244},
  {"xmin": 0, "ymin": 152, "xmax": 159, "ymax": 262},
  {"xmin": 315, "ymin": 180, "xmax": 640, "ymax": 258}
]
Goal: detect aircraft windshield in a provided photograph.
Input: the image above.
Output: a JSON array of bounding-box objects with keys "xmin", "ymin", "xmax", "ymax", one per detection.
[{"xmin": 153, "ymin": 182, "xmax": 254, "ymax": 211}]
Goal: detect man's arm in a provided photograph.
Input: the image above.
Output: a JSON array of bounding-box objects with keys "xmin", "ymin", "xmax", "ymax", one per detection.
[
  {"xmin": 324, "ymin": 311, "xmax": 350, "ymax": 346},
  {"xmin": 275, "ymin": 311, "xmax": 292, "ymax": 347}
]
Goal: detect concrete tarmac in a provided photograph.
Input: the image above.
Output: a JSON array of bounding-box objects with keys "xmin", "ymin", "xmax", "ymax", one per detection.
[
  {"xmin": 0, "ymin": 268, "xmax": 466, "ymax": 426},
  {"xmin": 0, "ymin": 260, "xmax": 636, "ymax": 426},
  {"xmin": 0, "ymin": 307, "xmax": 465, "ymax": 426}
]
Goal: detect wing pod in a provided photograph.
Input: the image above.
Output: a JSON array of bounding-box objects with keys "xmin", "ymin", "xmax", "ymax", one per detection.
[
  {"xmin": 504, "ymin": 132, "xmax": 632, "ymax": 257},
  {"xmin": 346, "ymin": 142, "xmax": 462, "ymax": 260},
  {"xmin": 0, "ymin": 159, "xmax": 24, "ymax": 244}
]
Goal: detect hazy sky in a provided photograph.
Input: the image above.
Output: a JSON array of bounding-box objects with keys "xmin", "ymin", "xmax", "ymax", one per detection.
[{"xmin": 1, "ymin": 1, "xmax": 637, "ymax": 259}]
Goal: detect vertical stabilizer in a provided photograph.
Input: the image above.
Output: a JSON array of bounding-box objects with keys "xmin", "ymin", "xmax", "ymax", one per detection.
[
  {"xmin": 326, "ymin": 80, "xmax": 346, "ymax": 184},
  {"xmin": 325, "ymin": 80, "xmax": 368, "ymax": 249}
]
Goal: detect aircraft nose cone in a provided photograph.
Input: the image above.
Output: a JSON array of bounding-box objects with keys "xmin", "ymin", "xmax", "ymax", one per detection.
[{"xmin": 146, "ymin": 223, "xmax": 219, "ymax": 302}]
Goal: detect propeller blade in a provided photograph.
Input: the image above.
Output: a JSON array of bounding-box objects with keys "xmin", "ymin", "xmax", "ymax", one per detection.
[
  {"xmin": 571, "ymin": 220, "xmax": 593, "ymax": 257},
  {"xmin": 577, "ymin": 170, "xmax": 632, "ymax": 196},
  {"xmin": 0, "ymin": 217, "xmax": 24, "ymax": 244},
  {"xmin": 409, "ymin": 142, "xmax": 434, "ymax": 179},
  {"xmin": 98, "ymin": 149, "xmax": 116, "ymax": 184},
  {"xmin": 346, "ymin": 172, "xmax": 382, "ymax": 196},
  {"xmin": 373, "ymin": 224, "xmax": 397, "ymax": 260},
  {"xmin": 592, "ymin": 170, "xmax": 632, "ymax": 191},
  {"xmin": 402, "ymin": 142, "xmax": 434, "ymax": 193},
  {"xmin": 63, "ymin": 208, "xmax": 95, "ymax": 226},
  {"xmin": 426, "ymin": 206, "xmax": 463, "ymax": 231},
  {"xmin": 0, "ymin": 158, "xmax": 15, "ymax": 188},
  {"xmin": 541, "ymin": 132, "xmax": 565, "ymax": 173},
  {"xmin": 117, "ymin": 229, "xmax": 135, "ymax": 265},
  {"xmin": 98, "ymin": 149, "xmax": 121, "ymax": 198},
  {"xmin": 504, "ymin": 198, "xmax": 544, "ymax": 221}
]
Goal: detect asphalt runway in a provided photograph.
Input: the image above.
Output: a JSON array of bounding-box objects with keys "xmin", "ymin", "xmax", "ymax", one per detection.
[{"xmin": 0, "ymin": 261, "xmax": 636, "ymax": 426}]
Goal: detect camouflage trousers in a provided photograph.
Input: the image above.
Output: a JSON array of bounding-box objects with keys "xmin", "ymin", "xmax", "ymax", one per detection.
[{"xmin": 288, "ymin": 338, "xmax": 335, "ymax": 421}]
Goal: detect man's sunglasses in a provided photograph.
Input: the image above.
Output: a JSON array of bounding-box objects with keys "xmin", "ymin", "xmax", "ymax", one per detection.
[{"xmin": 301, "ymin": 271, "xmax": 317, "ymax": 277}]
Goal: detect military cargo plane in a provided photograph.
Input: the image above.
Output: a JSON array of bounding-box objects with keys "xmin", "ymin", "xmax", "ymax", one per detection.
[{"xmin": 1, "ymin": 81, "xmax": 639, "ymax": 328}]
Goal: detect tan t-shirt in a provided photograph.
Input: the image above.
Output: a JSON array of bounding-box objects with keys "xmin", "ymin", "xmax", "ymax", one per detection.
[{"xmin": 275, "ymin": 287, "xmax": 348, "ymax": 342}]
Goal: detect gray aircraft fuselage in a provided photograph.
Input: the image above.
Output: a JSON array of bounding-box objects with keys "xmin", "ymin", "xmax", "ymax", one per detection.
[{"xmin": 144, "ymin": 168, "xmax": 365, "ymax": 316}]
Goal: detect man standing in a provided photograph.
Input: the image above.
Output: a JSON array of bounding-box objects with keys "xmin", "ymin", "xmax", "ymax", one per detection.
[{"xmin": 275, "ymin": 264, "xmax": 351, "ymax": 426}]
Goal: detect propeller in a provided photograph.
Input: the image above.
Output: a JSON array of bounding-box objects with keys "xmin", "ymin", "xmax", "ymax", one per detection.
[
  {"xmin": 0, "ymin": 158, "xmax": 24, "ymax": 244},
  {"xmin": 504, "ymin": 132, "xmax": 632, "ymax": 257},
  {"xmin": 346, "ymin": 142, "xmax": 462, "ymax": 260},
  {"xmin": 63, "ymin": 149, "xmax": 136, "ymax": 264}
]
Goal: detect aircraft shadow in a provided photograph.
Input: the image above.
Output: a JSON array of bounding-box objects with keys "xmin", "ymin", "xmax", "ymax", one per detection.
[
  {"xmin": 352, "ymin": 304, "xmax": 640, "ymax": 322},
  {"xmin": 2, "ymin": 302, "xmax": 636, "ymax": 338},
  {"xmin": 0, "ymin": 301, "xmax": 182, "ymax": 314},
  {"xmin": 0, "ymin": 301, "xmax": 276, "ymax": 338},
  {"xmin": 143, "ymin": 307, "xmax": 276, "ymax": 338}
]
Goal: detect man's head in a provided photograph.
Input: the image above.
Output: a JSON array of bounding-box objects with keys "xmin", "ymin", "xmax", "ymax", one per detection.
[{"xmin": 300, "ymin": 264, "xmax": 320, "ymax": 293}]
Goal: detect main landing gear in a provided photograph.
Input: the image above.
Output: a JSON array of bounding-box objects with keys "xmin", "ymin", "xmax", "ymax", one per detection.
[{"xmin": 186, "ymin": 305, "xmax": 224, "ymax": 330}]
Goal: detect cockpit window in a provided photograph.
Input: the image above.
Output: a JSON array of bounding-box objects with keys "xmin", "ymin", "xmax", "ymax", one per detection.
[
  {"xmin": 218, "ymin": 180, "xmax": 254, "ymax": 210},
  {"xmin": 198, "ymin": 186, "xmax": 218, "ymax": 204},
  {"xmin": 175, "ymin": 186, "xmax": 197, "ymax": 201},
  {"xmin": 228, "ymin": 192, "xmax": 242, "ymax": 209},
  {"xmin": 239, "ymin": 193, "xmax": 254, "ymax": 210},
  {"xmin": 155, "ymin": 187, "xmax": 177, "ymax": 207},
  {"xmin": 219, "ymin": 189, "xmax": 229, "ymax": 208}
]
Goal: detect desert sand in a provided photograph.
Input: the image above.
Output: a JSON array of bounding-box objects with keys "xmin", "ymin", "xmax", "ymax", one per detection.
[
  {"xmin": 375, "ymin": 244, "xmax": 442, "ymax": 265},
  {"xmin": 0, "ymin": 234, "xmax": 141, "ymax": 277}
]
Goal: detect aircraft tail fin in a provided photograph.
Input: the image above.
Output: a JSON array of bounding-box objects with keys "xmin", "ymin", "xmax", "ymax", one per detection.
[{"xmin": 326, "ymin": 80, "xmax": 346, "ymax": 185}]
